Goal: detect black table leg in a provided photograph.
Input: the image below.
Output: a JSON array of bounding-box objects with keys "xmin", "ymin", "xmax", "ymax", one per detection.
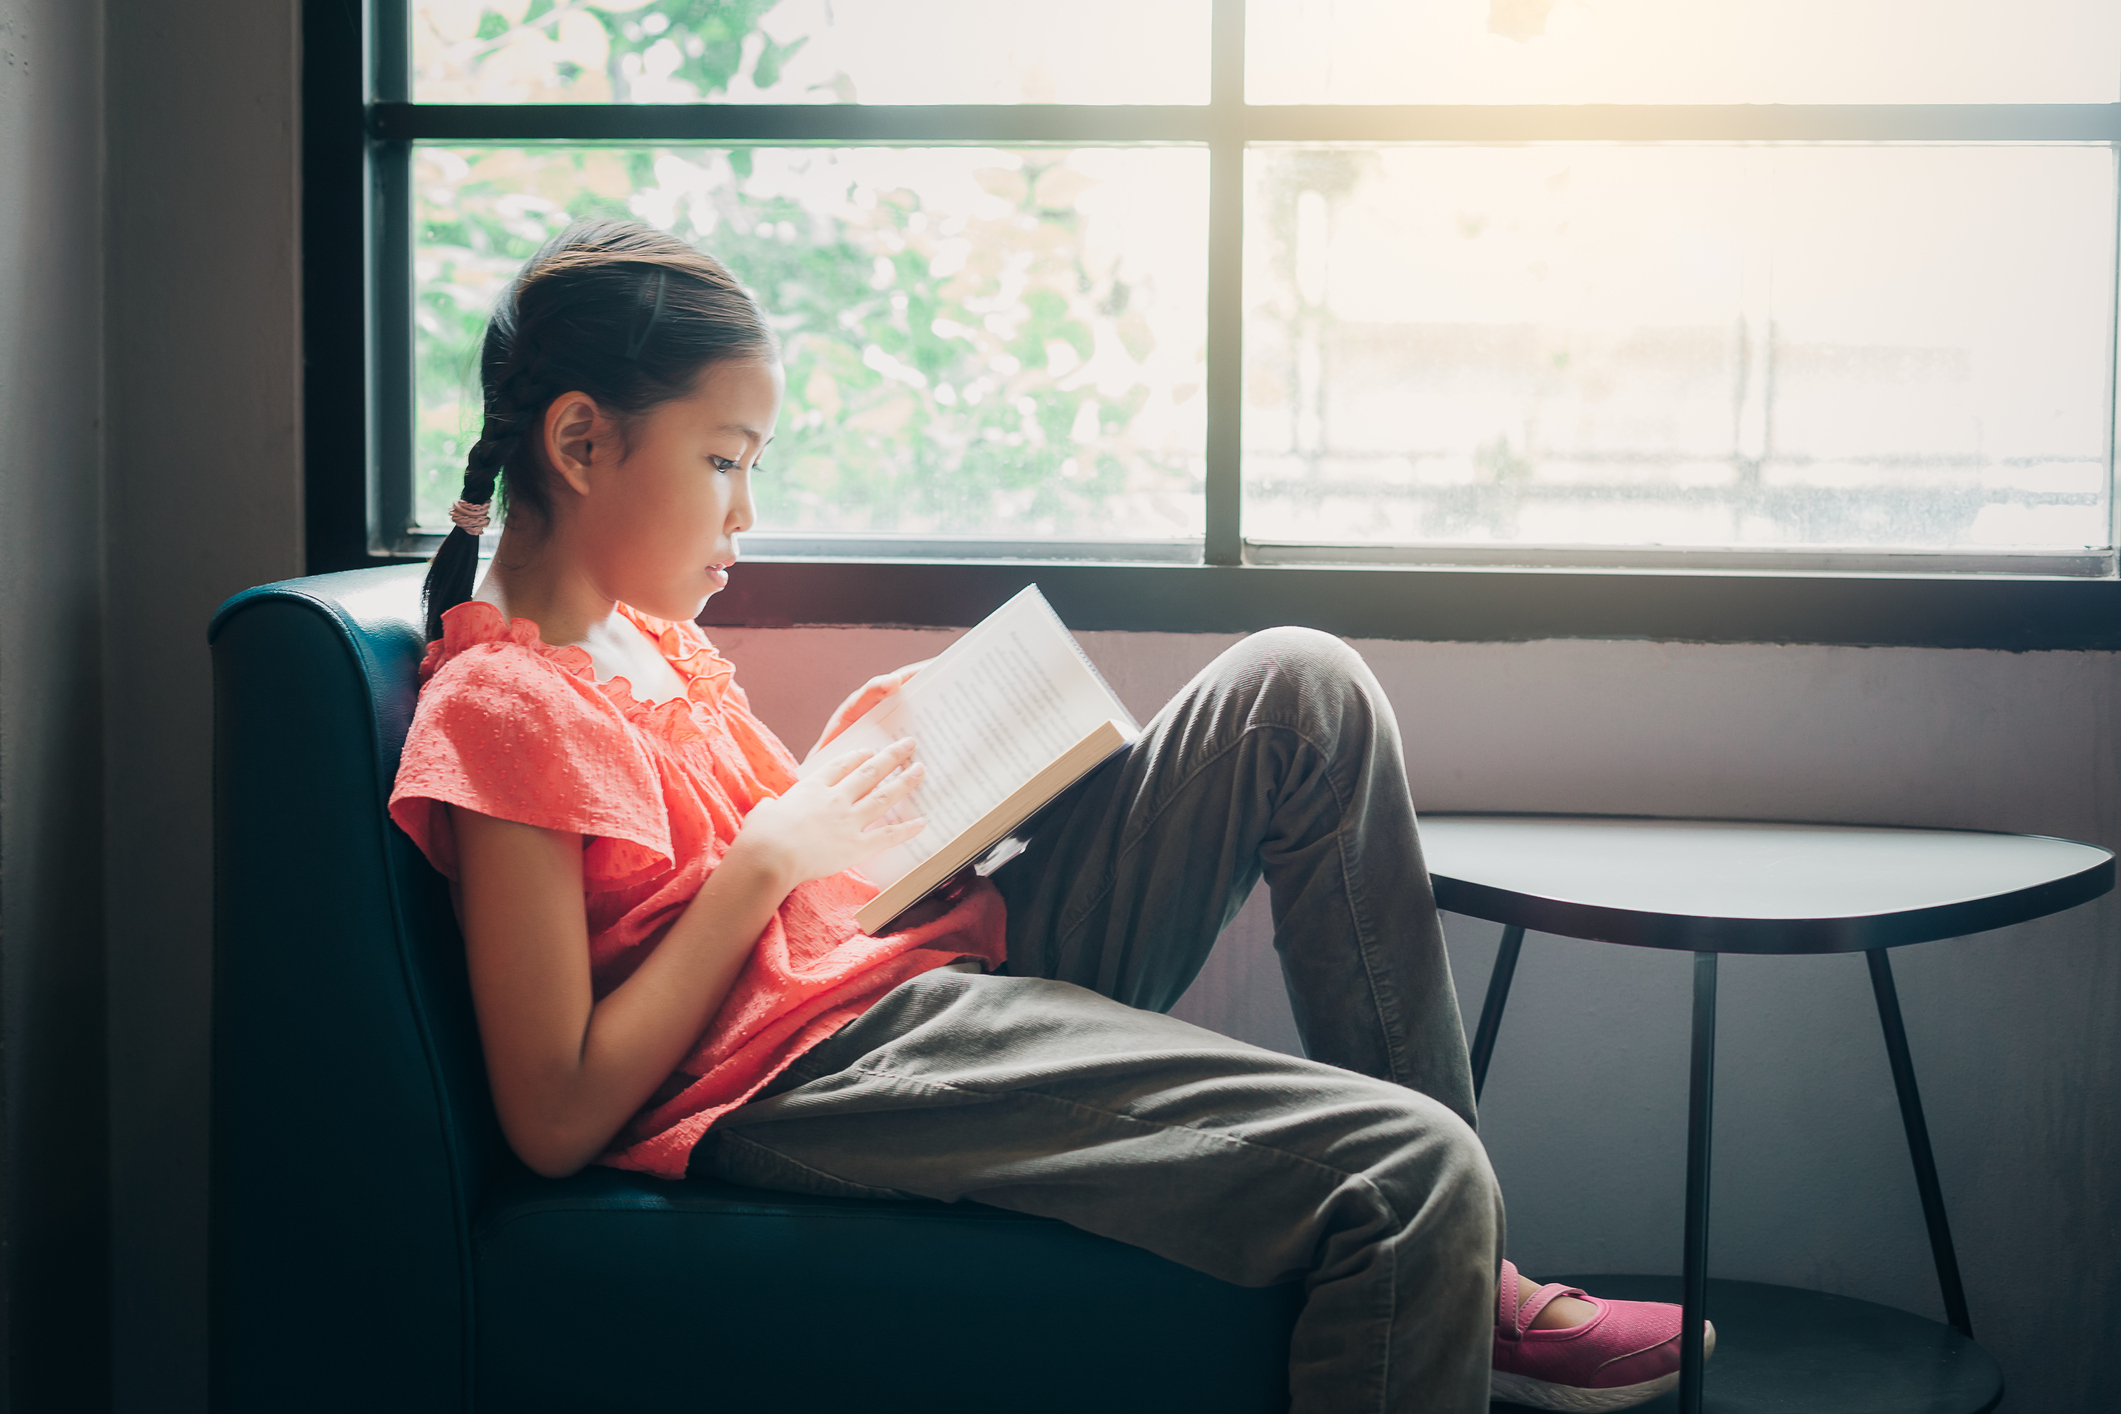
[
  {"xmin": 1865, "ymin": 948, "xmax": 1975, "ymax": 1340},
  {"xmin": 1680, "ymin": 950, "xmax": 1717, "ymax": 1414},
  {"xmin": 1470, "ymin": 924, "xmax": 1525, "ymax": 1104}
]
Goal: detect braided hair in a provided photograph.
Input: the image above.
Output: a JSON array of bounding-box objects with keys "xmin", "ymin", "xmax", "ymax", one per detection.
[{"xmin": 421, "ymin": 220, "xmax": 779, "ymax": 640}]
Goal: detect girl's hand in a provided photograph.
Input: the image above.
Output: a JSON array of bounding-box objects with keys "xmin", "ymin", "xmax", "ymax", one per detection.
[
  {"xmin": 807, "ymin": 660, "xmax": 932, "ymax": 762},
  {"xmin": 734, "ymin": 737, "xmax": 927, "ymax": 890}
]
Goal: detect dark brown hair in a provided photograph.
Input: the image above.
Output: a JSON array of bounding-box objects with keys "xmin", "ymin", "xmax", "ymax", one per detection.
[{"xmin": 421, "ymin": 219, "xmax": 779, "ymax": 640}]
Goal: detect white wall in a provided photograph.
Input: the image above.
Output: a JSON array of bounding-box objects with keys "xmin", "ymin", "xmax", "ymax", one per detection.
[{"xmin": 715, "ymin": 623, "xmax": 2121, "ymax": 1414}]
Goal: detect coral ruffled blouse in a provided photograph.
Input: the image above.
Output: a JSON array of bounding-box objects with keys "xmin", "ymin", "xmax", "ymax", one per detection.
[{"xmin": 387, "ymin": 599, "xmax": 1006, "ymax": 1178}]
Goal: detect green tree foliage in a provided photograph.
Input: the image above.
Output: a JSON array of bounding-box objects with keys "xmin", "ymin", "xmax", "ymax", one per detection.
[{"xmin": 409, "ymin": 3, "xmax": 1206, "ymax": 541}]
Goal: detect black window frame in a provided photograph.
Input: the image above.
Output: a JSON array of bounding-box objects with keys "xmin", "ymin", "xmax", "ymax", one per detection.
[{"xmin": 304, "ymin": 0, "xmax": 2121, "ymax": 648}]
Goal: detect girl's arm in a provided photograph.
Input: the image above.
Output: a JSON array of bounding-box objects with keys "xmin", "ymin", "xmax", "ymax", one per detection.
[{"xmin": 454, "ymin": 738, "xmax": 926, "ymax": 1178}]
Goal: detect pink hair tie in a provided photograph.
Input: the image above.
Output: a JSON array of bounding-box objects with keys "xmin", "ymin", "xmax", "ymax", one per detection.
[{"xmin": 448, "ymin": 499, "xmax": 492, "ymax": 535}]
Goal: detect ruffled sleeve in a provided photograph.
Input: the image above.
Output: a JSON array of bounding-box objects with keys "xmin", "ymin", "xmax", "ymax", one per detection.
[{"xmin": 389, "ymin": 634, "xmax": 673, "ymax": 885}]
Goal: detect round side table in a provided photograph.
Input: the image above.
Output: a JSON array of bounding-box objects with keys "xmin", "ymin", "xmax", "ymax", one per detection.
[{"xmin": 1420, "ymin": 815, "xmax": 2113, "ymax": 1414}]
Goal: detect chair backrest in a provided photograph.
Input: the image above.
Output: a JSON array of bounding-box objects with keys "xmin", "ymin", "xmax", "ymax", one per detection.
[{"xmin": 210, "ymin": 566, "xmax": 502, "ymax": 1412}]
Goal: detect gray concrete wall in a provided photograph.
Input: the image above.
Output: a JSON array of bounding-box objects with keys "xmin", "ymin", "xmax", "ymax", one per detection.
[
  {"xmin": 0, "ymin": 0, "xmax": 110, "ymax": 1407},
  {"xmin": 102, "ymin": 2, "xmax": 303, "ymax": 1410},
  {"xmin": 715, "ymin": 623, "xmax": 2121, "ymax": 1414}
]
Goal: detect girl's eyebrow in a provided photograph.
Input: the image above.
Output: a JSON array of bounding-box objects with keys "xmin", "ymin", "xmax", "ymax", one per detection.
[{"xmin": 717, "ymin": 424, "xmax": 775, "ymax": 445}]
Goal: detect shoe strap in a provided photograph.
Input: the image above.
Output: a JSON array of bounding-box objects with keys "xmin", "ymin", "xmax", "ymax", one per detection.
[
  {"xmin": 1510, "ymin": 1280, "xmax": 1594, "ymax": 1339},
  {"xmin": 1496, "ymin": 1259, "xmax": 1522, "ymax": 1336}
]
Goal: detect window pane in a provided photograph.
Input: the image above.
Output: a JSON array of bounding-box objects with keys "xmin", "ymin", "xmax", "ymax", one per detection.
[
  {"xmin": 1247, "ymin": 0, "xmax": 2121, "ymax": 104},
  {"xmin": 414, "ymin": 1, "xmax": 1211, "ymax": 105},
  {"xmin": 1243, "ymin": 144, "xmax": 2115, "ymax": 553},
  {"xmin": 415, "ymin": 145, "xmax": 1208, "ymax": 541}
]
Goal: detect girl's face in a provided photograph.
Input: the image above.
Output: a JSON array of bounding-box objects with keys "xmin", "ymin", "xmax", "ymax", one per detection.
[{"xmin": 549, "ymin": 357, "xmax": 783, "ymax": 622}]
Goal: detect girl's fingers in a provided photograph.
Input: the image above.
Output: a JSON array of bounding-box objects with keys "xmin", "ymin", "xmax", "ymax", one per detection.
[
  {"xmin": 880, "ymin": 761, "xmax": 924, "ymax": 805},
  {"xmin": 854, "ymin": 665, "xmax": 921, "ymax": 711},
  {"xmin": 816, "ymin": 671, "xmax": 921, "ymax": 757},
  {"xmin": 811, "ymin": 745, "xmax": 878, "ymax": 787},
  {"xmin": 840, "ymin": 738, "xmax": 915, "ymax": 794},
  {"xmin": 852, "ymin": 671, "xmax": 907, "ymax": 709},
  {"xmin": 855, "ymin": 762, "xmax": 924, "ymax": 821},
  {"xmin": 859, "ymin": 813, "xmax": 927, "ymax": 843},
  {"xmin": 845, "ymin": 683, "xmax": 890, "ymax": 716}
]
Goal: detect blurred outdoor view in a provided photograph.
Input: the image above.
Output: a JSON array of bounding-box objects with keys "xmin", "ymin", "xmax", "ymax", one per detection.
[
  {"xmin": 1248, "ymin": 0, "xmax": 2121, "ymax": 105},
  {"xmin": 412, "ymin": 0, "xmax": 1209, "ymax": 105},
  {"xmin": 1245, "ymin": 144, "xmax": 2115, "ymax": 551},
  {"xmin": 411, "ymin": 0, "xmax": 2121, "ymax": 557},
  {"xmin": 414, "ymin": 144, "xmax": 1209, "ymax": 539}
]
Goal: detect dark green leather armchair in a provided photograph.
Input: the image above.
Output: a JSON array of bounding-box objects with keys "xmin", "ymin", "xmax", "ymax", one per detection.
[{"xmin": 209, "ymin": 566, "xmax": 1299, "ymax": 1413}]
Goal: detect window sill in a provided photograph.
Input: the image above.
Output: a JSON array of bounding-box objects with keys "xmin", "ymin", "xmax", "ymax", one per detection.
[
  {"xmin": 683, "ymin": 556, "xmax": 2121, "ymax": 651},
  {"xmin": 354, "ymin": 539, "xmax": 2121, "ymax": 648}
]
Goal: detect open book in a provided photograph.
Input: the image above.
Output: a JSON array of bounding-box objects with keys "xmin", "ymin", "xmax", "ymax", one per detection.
[{"xmin": 797, "ymin": 585, "xmax": 1139, "ymax": 935}]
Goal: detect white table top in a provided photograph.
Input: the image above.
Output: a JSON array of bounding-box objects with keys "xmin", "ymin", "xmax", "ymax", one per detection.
[{"xmin": 1421, "ymin": 815, "xmax": 2113, "ymax": 954}]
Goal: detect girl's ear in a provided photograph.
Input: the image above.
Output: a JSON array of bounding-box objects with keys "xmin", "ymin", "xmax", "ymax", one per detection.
[{"xmin": 544, "ymin": 391, "xmax": 603, "ymax": 497}]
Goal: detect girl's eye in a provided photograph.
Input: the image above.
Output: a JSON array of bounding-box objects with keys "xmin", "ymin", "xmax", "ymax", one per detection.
[{"xmin": 710, "ymin": 456, "xmax": 737, "ymax": 473}]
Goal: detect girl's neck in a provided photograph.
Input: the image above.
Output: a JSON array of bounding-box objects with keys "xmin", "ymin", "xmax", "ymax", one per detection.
[
  {"xmin": 472, "ymin": 524, "xmax": 618, "ymax": 649},
  {"xmin": 474, "ymin": 530, "xmax": 691, "ymax": 706}
]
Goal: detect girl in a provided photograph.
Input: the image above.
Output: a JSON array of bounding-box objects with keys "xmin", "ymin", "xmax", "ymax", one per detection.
[{"xmin": 388, "ymin": 219, "xmax": 1710, "ymax": 1413}]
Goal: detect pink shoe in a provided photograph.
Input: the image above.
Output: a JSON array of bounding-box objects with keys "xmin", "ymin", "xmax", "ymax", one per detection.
[{"xmin": 1490, "ymin": 1260, "xmax": 1717, "ymax": 1412}]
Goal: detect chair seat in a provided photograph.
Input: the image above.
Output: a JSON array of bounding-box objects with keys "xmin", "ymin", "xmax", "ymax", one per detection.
[{"xmin": 474, "ymin": 1165, "xmax": 1301, "ymax": 1413}]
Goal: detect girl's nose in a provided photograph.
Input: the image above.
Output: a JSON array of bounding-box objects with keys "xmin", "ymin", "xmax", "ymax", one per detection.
[{"xmin": 729, "ymin": 473, "xmax": 756, "ymax": 535}]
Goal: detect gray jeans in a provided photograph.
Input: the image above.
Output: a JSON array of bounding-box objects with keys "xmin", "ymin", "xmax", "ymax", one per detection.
[{"xmin": 692, "ymin": 628, "xmax": 1505, "ymax": 1413}]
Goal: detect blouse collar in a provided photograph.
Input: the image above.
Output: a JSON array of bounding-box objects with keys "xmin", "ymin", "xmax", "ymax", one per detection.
[{"xmin": 423, "ymin": 599, "xmax": 737, "ymax": 721}]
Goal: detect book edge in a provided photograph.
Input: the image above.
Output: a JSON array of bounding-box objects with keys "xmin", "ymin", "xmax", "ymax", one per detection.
[
  {"xmin": 795, "ymin": 583, "xmax": 1046, "ymax": 783},
  {"xmin": 1024, "ymin": 584, "xmax": 1141, "ymax": 734},
  {"xmin": 855, "ymin": 717, "xmax": 1133, "ymax": 935}
]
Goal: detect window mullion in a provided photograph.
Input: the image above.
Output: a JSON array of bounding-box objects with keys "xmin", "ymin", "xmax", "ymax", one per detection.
[
  {"xmin": 370, "ymin": 140, "xmax": 416, "ymax": 555},
  {"xmin": 374, "ymin": 0, "xmax": 409, "ymax": 104},
  {"xmin": 370, "ymin": 102, "xmax": 2121, "ymax": 146},
  {"xmin": 369, "ymin": 0, "xmax": 416, "ymax": 554},
  {"xmin": 1204, "ymin": 0, "xmax": 1246, "ymax": 566},
  {"xmin": 2109, "ymin": 142, "xmax": 2121, "ymax": 558}
]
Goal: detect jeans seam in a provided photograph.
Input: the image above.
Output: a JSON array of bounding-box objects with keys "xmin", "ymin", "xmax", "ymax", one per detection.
[
  {"xmin": 1055, "ymin": 719, "xmax": 1412, "ymax": 1091},
  {"xmin": 1370, "ymin": 1213, "xmax": 1402, "ymax": 1414},
  {"xmin": 1324, "ymin": 759, "xmax": 1414, "ymax": 1090},
  {"xmin": 710, "ymin": 1128, "xmax": 911, "ymax": 1200},
  {"xmin": 835, "ymin": 1060, "xmax": 1414, "ymax": 1232},
  {"xmin": 1054, "ymin": 718, "xmax": 1333, "ymax": 951}
]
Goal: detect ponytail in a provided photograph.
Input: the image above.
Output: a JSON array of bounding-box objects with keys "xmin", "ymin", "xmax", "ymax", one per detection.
[{"xmin": 417, "ymin": 219, "xmax": 774, "ymax": 640}]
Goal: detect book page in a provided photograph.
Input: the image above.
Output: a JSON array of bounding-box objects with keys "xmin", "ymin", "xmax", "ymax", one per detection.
[{"xmin": 797, "ymin": 586, "xmax": 1137, "ymax": 889}]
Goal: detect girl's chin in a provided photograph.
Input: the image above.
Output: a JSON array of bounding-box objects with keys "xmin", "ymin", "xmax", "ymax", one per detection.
[
  {"xmin": 626, "ymin": 566, "xmax": 730, "ymax": 621},
  {"xmin": 630, "ymin": 587, "xmax": 716, "ymax": 623}
]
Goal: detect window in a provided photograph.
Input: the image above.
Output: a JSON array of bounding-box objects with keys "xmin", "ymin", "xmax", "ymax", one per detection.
[
  {"xmin": 411, "ymin": 143, "xmax": 1211, "ymax": 551},
  {"xmin": 313, "ymin": 0, "xmax": 2121, "ymax": 646},
  {"xmin": 390, "ymin": 0, "xmax": 1221, "ymax": 560}
]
